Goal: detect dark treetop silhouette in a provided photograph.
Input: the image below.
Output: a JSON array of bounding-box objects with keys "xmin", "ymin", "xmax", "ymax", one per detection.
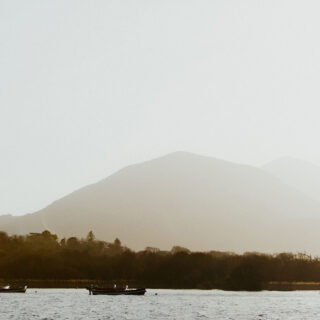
[{"xmin": 0, "ymin": 230, "xmax": 320, "ymax": 291}]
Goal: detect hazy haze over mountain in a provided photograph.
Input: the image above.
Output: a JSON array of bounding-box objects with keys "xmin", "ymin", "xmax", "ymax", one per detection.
[
  {"xmin": 3, "ymin": 0, "xmax": 320, "ymax": 215},
  {"xmin": 263, "ymin": 157, "xmax": 320, "ymax": 203},
  {"xmin": 1, "ymin": 152, "xmax": 320, "ymax": 254},
  {"xmin": 2, "ymin": 1, "xmax": 320, "ymax": 255}
]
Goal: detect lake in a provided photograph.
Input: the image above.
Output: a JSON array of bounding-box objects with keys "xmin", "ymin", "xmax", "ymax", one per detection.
[{"xmin": 0, "ymin": 289, "xmax": 319, "ymax": 319}]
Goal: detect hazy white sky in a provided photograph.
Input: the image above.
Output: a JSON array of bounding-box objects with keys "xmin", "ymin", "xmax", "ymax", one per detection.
[{"xmin": 2, "ymin": 0, "xmax": 320, "ymax": 215}]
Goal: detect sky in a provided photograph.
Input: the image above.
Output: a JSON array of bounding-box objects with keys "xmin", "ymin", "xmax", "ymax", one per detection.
[{"xmin": 1, "ymin": 0, "xmax": 320, "ymax": 215}]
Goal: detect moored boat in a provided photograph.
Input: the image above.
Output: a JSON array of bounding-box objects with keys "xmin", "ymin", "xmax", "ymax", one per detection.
[
  {"xmin": 0, "ymin": 285, "xmax": 27, "ymax": 293},
  {"xmin": 86, "ymin": 285, "xmax": 146, "ymax": 295}
]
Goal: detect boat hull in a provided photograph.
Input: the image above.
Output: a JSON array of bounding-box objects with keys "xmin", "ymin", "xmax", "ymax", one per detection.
[
  {"xmin": 90, "ymin": 288, "xmax": 146, "ymax": 295},
  {"xmin": 0, "ymin": 287, "xmax": 27, "ymax": 293}
]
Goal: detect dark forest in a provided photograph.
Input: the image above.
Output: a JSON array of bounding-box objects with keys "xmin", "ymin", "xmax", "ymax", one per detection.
[{"xmin": 0, "ymin": 230, "xmax": 319, "ymax": 291}]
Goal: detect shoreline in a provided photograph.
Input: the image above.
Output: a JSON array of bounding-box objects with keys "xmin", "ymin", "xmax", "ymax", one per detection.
[
  {"xmin": 2, "ymin": 280, "xmax": 320, "ymax": 291},
  {"xmin": 265, "ymin": 281, "xmax": 320, "ymax": 291}
]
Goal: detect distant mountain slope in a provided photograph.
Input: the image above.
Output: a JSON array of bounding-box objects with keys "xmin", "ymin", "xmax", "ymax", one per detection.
[
  {"xmin": 1, "ymin": 152, "xmax": 320, "ymax": 253},
  {"xmin": 263, "ymin": 156, "xmax": 320, "ymax": 203}
]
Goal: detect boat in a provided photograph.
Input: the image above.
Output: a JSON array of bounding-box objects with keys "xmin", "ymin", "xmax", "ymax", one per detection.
[
  {"xmin": 0, "ymin": 285, "xmax": 27, "ymax": 293},
  {"xmin": 86, "ymin": 285, "xmax": 146, "ymax": 295}
]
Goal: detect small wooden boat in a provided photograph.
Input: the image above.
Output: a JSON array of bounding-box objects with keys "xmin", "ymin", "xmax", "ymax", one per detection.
[
  {"xmin": 0, "ymin": 285, "xmax": 27, "ymax": 293},
  {"xmin": 86, "ymin": 285, "xmax": 146, "ymax": 295}
]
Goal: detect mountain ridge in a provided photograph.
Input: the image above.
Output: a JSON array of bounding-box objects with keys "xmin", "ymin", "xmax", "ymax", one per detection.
[
  {"xmin": 1, "ymin": 152, "xmax": 320, "ymax": 253},
  {"xmin": 263, "ymin": 156, "xmax": 320, "ymax": 203}
]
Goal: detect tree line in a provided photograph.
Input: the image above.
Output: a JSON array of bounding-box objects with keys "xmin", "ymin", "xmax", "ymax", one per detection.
[{"xmin": 0, "ymin": 230, "xmax": 319, "ymax": 290}]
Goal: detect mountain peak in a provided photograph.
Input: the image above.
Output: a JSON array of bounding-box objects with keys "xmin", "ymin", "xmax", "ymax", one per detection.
[
  {"xmin": 1, "ymin": 151, "xmax": 320, "ymax": 253},
  {"xmin": 160, "ymin": 151, "xmax": 203, "ymax": 159}
]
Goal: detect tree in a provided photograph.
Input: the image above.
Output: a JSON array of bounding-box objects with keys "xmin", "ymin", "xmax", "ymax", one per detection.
[
  {"xmin": 114, "ymin": 238, "xmax": 121, "ymax": 248},
  {"xmin": 171, "ymin": 246, "xmax": 190, "ymax": 254},
  {"xmin": 86, "ymin": 231, "xmax": 95, "ymax": 242},
  {"xmin": 145, "ymin": 247, "xmax": 160, "ymax": 253}
]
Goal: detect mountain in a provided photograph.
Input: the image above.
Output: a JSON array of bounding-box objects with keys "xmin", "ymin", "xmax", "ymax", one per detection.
[
  {"xmin": 263, "ymin": 156, "xmax": 320, "ymax": 203},
  {"xmin": 1, "ymin": 152, "xmax": 320, "ymax": 253}
]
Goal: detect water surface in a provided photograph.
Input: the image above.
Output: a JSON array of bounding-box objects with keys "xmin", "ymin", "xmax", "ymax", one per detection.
[{"xmin": 0, "ymin": 289, "xmax": 319, "ymax": 319}]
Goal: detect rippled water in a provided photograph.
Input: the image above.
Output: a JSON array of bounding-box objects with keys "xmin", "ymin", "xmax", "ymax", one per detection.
[{"xmin": 0, "ymin": 289, "xmax": 319, "ymax": 319}]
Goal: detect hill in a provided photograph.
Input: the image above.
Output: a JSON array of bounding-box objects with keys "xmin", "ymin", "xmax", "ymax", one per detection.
[
  {"xmin": 263, "ymin": 156, "xmax": 320, "ymax": 203},
  {"xmin": 1, "ymin": 152, "xmax": 320, "ymax": 253}
]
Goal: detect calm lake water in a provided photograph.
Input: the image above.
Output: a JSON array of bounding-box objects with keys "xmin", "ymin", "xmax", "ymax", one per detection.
[{"xmin": 0, "ymin": 289, "xmax": 319, "ymax": 319}]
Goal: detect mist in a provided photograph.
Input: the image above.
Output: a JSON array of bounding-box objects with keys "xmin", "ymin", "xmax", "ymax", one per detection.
[{"xmin": 2, "ymin": 0, "xmax": 320, "ymax": 215}]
